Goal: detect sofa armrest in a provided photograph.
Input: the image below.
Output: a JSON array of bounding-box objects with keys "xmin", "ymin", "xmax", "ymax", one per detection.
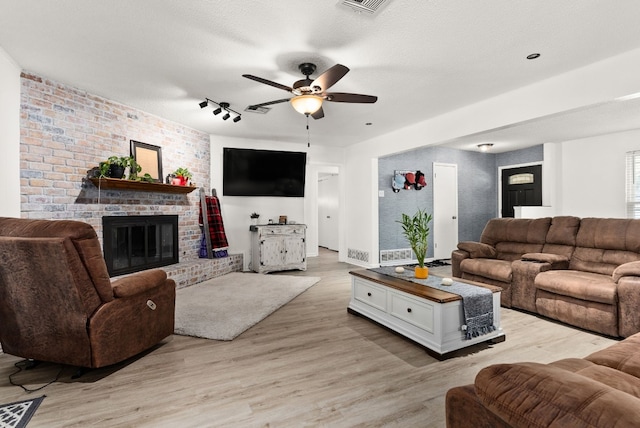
[
  {"xmin": 475, "ymin": 362, "xmax": 640, "ymax": 428},
  {"xmin": 457, "ymin": 241, "xmax": 497, "ymax": 259},
  {"xmin": 521, "ymin": 252, "xmax": 569, "ymax": 269},
  {"xmin": 613, "ymin": 260, "xmax": 640, "ymax": 283},
  {"xmin": 111, "ymin": 269, "xmax": 169, "ymax": 298}
]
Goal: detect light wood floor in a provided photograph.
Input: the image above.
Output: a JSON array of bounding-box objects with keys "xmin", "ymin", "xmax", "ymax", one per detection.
[{"xmin": 0, "ymin": 250, "xmax": 617, "ymax": 427}]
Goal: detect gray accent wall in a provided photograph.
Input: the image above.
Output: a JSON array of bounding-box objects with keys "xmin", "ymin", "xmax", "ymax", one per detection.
[{"xmin": 378, "ymin": 145, "xmax": 543, "ymax": 259}]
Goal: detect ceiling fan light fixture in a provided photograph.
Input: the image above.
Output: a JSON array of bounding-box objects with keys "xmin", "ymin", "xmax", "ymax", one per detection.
[
  {"xmin": 290, "ymin": 95, "xmax": 323, "ymax": 115},
  {"xmin": 478, "ymin": 143, "xmax": 494, "ymax": 152}
]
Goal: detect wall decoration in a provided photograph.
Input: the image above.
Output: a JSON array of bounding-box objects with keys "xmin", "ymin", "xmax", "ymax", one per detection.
[
  {"xmin": 392, "ymin": 170, "xmax": 427, "ymax": 193},
  {"xmin": 131, "ymin": 140, "xmax": 163, "ymax": 182}
]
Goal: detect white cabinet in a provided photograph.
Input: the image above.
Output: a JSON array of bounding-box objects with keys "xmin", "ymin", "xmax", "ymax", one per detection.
[{"xmin": 250, "ymin": 224, "xmax": 307, "ymax": 273}]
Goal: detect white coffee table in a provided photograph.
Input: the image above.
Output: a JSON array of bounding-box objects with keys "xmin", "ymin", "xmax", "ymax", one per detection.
[{"xmin": 348, "ymin": 269, "xmax": 505, "ymax": 358}]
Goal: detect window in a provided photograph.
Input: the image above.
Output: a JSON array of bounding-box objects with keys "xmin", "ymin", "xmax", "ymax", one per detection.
[{"xmin": 626, "ymin": 151, "xmax": 640, "ymax": 218}]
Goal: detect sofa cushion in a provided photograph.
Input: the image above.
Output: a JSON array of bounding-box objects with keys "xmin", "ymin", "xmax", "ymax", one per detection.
[
  {"xmin": 475, "ymin": 362, "xmax": 640, "ymax": 428},
  {"xmin": 480, "ymin": 217, "xmax": 551, "ymax": 247},
  {"xmin": 460, "ymin": 258, "xmax": 512, "ymax": 283},
  {"xmin": 535, "ymin": 270, "xmax": 617, "ymax": 304},
  {"xmin": 585, "ymin": 332, "xmax": 640, "ymax": 379},
  {"xmin": 570, "ymin": 247, "xmax": 640, "ymax": 276},
  {"xmin": 457, "ymin": 241, "xmax": 497, "ymax": 258}
]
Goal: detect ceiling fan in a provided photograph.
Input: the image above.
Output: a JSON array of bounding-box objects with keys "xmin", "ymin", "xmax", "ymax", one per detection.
[{"xmin": 243, "ymin": 63, "xmax": 378, "ymax": 119}]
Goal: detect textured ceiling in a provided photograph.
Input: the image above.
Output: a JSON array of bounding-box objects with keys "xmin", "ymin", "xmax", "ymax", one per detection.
[{"xmin": 2, "ymin": 0, "xmax": 640, "ymax": 150}]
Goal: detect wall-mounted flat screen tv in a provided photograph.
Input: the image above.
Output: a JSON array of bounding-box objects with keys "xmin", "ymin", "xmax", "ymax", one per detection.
[{"xmin": 223, "ymin": 148, "xmax": 307, "ymax": 197}]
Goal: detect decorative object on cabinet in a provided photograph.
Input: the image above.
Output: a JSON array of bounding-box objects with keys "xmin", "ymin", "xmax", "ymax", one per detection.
[
  {"xmin": 250, "ymin": 212, "xmax": 260, "ymax": 226},
  {"xmin": 250, "ymin": 224, "xmax": 306, "ymax": 273},
  {"xmin": 397, "ymin": 208, "xmax": 432, "ymax": 279},
  {"xmin": 279, "ymin": 215, "xmax": 287, "ymax": 224},
  {"xmin": 131, "ymin": 140, "xmax": 163, "ymax": 182},
  {"xmin": 391, "ymin": 170, "xmax": 427, "ymax": 193}
]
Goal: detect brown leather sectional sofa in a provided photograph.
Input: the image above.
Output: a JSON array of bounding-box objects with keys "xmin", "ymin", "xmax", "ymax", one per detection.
[
  {"xmin": 446, "ymin": 332, "xmax": 640, "ymax": 427},
  {"xmin": 452, "ymin": 216, "xmax": 640, "ymax": 337}
]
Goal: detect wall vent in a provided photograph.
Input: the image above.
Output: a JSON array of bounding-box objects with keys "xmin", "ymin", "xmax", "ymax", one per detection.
[
  {"xmin": 379, "ymin": 248, "xmax": 413, "ymax": 266},
  {"xmin": 348, "ymin": 248, "xmax": 370, "ymax": 263},
  {"xmin": 340, "ymin": 0, "xmax": 390, "ymax": 14}
]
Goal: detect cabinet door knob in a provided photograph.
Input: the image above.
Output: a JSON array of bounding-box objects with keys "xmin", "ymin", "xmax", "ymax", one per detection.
[
  {"xmin": 367, "ymin": 292, "xmax": 372, "ymax": 297},
  {"xmin": 407, "ymin": 308, "xmax": 412, "ymax": 313}
]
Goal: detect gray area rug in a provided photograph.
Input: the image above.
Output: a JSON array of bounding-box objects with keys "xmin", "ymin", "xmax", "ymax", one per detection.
[
  {"xmin": 0, "ymin": 395, "xmax": 44, "ymax": 428},
  {"xmin": 174, "ymin": 272, "xmax": 320, "ymax": 340}
]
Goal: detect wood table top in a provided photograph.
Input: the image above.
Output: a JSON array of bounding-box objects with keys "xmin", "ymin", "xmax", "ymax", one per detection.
[{"xmin": 349, "ymin": 269, "xmax": 502, "ymax": 304}]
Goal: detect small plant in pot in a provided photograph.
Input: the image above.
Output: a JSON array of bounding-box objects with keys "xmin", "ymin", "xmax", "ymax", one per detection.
[
  {"xmin": 172, "ymin": 167, "xmax": 192, "ymax": 186},
  {"xmin": 250, "ymin": 212, "xmax": 260, "ymax": 225},
  {"xmin": 397, "ymin": 208, "xmax": 433, "ymax": 279},
  {"xmin": 106, "ymin": 156, "xmax": 132, "ymax": 179}
]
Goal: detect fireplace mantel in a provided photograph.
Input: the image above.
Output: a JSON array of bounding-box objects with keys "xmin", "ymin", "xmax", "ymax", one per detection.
[{"xmin": 89, "ymin": 177, "xmax": 197, "ymax": 194}]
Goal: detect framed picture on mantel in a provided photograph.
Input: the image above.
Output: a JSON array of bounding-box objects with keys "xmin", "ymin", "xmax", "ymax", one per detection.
[{"xmin": 131, "ymin": 140, "xmax": 163, "ymax": 182}]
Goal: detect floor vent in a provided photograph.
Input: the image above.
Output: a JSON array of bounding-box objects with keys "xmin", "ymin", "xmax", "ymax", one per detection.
[
  {"xmin": 340, "ymin": 0, "xmax": 390, "ymax": 14},
  {"xmin": 379, "ymin": 248, "xmax": 413, "ymax": 266}
]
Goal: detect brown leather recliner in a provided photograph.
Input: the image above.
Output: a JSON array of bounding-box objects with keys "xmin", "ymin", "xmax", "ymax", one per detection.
[{"xmin": 0, "ymin": 217, "xmax": 176, "ymax": 368}]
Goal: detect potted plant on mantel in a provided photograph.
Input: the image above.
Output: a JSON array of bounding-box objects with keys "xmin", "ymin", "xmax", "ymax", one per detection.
[
  {"xmin": 172, "ymin": 167, "xmax": 192, "ymax": 186},
  {"xmin": 397, "ymin": 208, "xmax": 433, "ymax": 279}
]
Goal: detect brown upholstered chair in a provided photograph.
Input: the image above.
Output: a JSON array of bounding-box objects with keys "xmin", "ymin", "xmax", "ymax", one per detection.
[{"xmin": 0, "ymin": 217, "xmax": 176, "ymax": 369}]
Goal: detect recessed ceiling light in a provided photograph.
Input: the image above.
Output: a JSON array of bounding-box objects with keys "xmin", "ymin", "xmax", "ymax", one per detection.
[{"xmin": 526, "ymin": 53, "xmax": 541, "ymax": 60}]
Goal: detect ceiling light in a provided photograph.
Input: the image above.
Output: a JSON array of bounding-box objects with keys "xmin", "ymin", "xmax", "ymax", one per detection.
[
  {"xmin": 200, "ymin": 98, "xmax": 241, "ymax": 123},
  {"xmin": 478, "ymin": 143, "xmax": 494, "ymax": 152},
  {"xmin": 290, "ymin": 95, "xmax": 323, "ymax": 115}
]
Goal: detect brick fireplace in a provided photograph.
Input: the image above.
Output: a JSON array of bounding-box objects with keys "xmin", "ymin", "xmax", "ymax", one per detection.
[{"xmin": 18, "ymin": 71, "xmax": 243, "ymax": 286}]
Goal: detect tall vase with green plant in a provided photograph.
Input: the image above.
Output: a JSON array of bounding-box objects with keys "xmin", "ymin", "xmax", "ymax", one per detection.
[{"xmin": 397, "ymin": 208, "xmax": 433, "ymax": 279}]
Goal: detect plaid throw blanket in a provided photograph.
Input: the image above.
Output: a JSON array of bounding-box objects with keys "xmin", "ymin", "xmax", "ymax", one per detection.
[
  {"xmin": 370, "ymin": 267, "xmax": 495, "ymax": 340},
  {"xmin": 198, "ymin": 195, "xmax": 229, "ymax": 258}
]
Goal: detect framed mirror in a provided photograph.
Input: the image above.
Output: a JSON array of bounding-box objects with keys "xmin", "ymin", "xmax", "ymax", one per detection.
[{"xmin": 130, "ymin": 140, "xmax": 163, "ymax": 182}]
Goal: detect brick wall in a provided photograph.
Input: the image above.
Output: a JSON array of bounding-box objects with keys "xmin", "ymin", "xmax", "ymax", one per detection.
[{"xmin": 19, "ymin": 71, "xmax": 211, "ymax": 262}]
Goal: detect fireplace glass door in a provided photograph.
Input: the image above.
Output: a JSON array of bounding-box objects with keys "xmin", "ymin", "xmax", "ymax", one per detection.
[{"xmin": 103, "ymin": 215, "xmax": 179, "ymax": 276}]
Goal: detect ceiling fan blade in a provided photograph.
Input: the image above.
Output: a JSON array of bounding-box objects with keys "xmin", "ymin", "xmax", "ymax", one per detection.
[
  {"xmin": 242, "ymin": 74, "xmax": 293, "ymax": 92},
  {"xmin": 248, "ymin": 98, "xmax": 291, "ymax": 109},
  {"xmin": 311, "ymin": 106, "xmax": 324, "ymax": 120},
  {"xmin": 326, "ymin": 92, "xmax": 378, "ymax": 103},
  {"xmin": 311, "ymin": 64, "xmax": 349, "ymax": 91}
]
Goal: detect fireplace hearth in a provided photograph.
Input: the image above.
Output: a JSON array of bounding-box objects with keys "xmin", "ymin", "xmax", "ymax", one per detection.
[{"xmin": 102, "ymin": 215, "xmax": 179, "ymax": 277}]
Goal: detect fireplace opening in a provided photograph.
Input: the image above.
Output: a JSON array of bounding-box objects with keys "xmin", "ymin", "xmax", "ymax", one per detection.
[{"xmin": 102, "ymin": 215, "xmax": 179, "ymax": 277}]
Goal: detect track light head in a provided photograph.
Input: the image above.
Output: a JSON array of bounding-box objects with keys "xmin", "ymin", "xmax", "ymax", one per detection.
[
  {"xmin": 199, "ymin": 100, "xmax": 208, "ymax": 108},
  {"xmin": 222, "ymin": 112, "xmax": 231, "ymax": 120},
  {"xmin": 212, "ymin": 107, "xmax": 222, "ymax": 115},
  {"xmin": 233, "ymin": 115, "xmax": 241, "ymax": 123}
]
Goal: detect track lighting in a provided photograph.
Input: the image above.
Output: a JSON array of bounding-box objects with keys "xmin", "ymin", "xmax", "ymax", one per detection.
[{"xmin": 199, "ymin": 98, "xmax": 242, "ymax": 123}]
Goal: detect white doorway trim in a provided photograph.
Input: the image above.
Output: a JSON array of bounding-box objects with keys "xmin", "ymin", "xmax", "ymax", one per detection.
[{"xmin": 305, "ymin": 163, "xmax": 344, "ymax": 260}]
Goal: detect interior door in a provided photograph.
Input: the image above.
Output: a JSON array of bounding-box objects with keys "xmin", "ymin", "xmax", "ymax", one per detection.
[
  {"xmin": 433, "ymin": 163, "xmax": 459, "ymax": 260},
  {"xmin": 501, "ymin": 165, "xmax": 542, "ymax": 217}
]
